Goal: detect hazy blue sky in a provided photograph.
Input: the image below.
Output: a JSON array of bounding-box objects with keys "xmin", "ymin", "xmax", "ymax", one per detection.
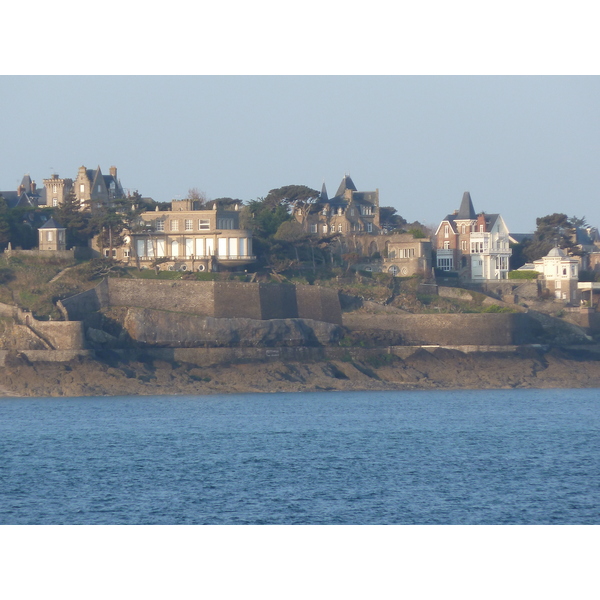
[{"xmin": 1, "ymin": 75, "xmax": 599, "ymax": 233}]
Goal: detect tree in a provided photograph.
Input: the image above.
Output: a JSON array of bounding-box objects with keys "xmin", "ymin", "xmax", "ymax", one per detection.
[
  {"xmin": 522, "ymin": 213, "xmax": 579, "ymax": 262},
  {"xmin": 263, "ymin": 185, "xmax": 320, "ymax": 212},
  {"xmin": 53, "ymin": 190, "xmax": 91, "ymax": 247},
  {"xmin": 274, "ymin": 220, "xmax": 310, "ymax": 263},
  {"xmin": 380, "ymin": 207, "xmax": 407, "ymax": 231},
  {"xmin": 187, "ymin": 188, "xmax": 207, "ymax": 207}
]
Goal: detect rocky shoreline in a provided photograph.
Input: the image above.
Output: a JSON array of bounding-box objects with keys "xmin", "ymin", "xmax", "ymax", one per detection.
[{"xmin": 2, "ymin": 346, "xmax": 600, "ymax": 397}]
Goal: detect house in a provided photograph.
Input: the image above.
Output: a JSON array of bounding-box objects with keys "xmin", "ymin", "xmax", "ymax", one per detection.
[
  {"xmin": 38, "ymin": 218, "xmax": 66, "ymax": 252},
  {"xmin": 533, "ymin": 246, "xmax": 579, "ymax": 303},
  {"xmin": 382, "ymin": 234, "xmax": 432, "ymax": 277},
  {"xmin": 43, "ymin": 173, "xmax": 73, "ymax": 208},
  {"xmin": 95, "ymin": 198, "xmax": 255, "ymax": 272},
  {"xmin": 0, "ymin": 174, "xmax": 46, "ymax": 208},
  {"xmin": 295, "ymin": 176, "xmax": 381, "ymax": 250},
  {"xmin": 435, "ymin": 192, "xmax": 512, "ymax": 280},
  {"xmin": 72, "ymin": 165, "xmax": 124, "ymax": 209}
]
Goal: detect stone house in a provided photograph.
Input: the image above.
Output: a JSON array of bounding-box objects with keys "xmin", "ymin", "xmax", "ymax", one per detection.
[
  {"xmin": 435, "ymin": 192, "xmax": 512, "ymax": 281},
  {"xmin": 295, "ymin": 176, "xmax": 381, "ymax": 249},
  {"xmin": 38, "ymin": 218, "xmax": 66, "ymax": 252},
  {"xmin": 95, "ymin": 199, "xmax": 255, "ymax": 272},
  {"xmin": 72, "ymin": 165, "xmax": 124, "ymax": 209},
  {"xmin": 382, "ymin": 234, "xmax": 432, "ymax": 276}
]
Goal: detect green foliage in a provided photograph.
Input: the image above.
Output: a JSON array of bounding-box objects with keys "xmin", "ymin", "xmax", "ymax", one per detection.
[
  {"xmin": 520, "ymin": 213, "xmax": 587, "ymax": 263},
  {"xmin": 481, "ymin": 304, "xmax": 517, "ymax": 313},
  {"xmin": 407, "ymin": 227, "xmax": 426, "ymax": 238},
  {"xmin": 508, "ymin": 270, "xmax": 540, "ymax": 280}
]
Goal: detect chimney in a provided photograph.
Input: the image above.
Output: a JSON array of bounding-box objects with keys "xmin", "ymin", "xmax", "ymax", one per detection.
[
  {"xmin": 18, "ymin": 184, "xmax": 24, "ymax": 195},
  {"xmin": 109, "ymin": 166, "xmax": 117, "ymax": 178},
  {"xmin": 32, "ymin": 181, "xmax": 36, "ymax": 193}
]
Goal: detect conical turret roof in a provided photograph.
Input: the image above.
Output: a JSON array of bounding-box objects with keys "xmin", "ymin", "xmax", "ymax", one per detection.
[{"xmin": 457, "ymin": 191, "xmax": 477, "ymax": 220}]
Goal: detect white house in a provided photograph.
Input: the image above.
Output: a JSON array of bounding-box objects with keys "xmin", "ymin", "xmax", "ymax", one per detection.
[{"xmin": 533, "ymin": 246, "xmax": 579, "ymax": 302}]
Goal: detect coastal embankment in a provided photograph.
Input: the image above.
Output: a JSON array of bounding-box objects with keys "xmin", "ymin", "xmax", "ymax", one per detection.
[{"xmin": 2, "ymin": 345, "xmax": 600, "ymax": 397}]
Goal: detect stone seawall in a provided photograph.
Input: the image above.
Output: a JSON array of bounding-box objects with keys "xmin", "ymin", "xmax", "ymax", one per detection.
[
  {"xmin": 60, "ymin": 279, "xmax": 343, "ymax": 325},
  {"xmin": 0, "ymin": 302, "xmax": 85, "ymax": 350},
  {"xmin": 343, "ymin": 312, "xmax": 541, "ymax": 345}
]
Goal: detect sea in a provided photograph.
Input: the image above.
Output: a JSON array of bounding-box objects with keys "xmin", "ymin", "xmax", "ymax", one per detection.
[{"xmin": 0, "ymin": 388, "xmax": 598, "ymax": 525}]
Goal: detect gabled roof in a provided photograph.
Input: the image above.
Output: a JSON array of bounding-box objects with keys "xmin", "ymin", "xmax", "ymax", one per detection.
[{"xmin": 456, "ymin": 191, "xmax": 477, "ymax": 220}]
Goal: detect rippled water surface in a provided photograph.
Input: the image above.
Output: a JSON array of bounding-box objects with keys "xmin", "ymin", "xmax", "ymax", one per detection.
[{"xmin": 0, "ymin": 389, "xmax": 598, "ymax": 524}]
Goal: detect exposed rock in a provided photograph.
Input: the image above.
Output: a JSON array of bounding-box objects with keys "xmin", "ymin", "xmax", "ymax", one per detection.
[{"xmin": 121, "ymin": 308, "xmax": 343, "ymax": 348}]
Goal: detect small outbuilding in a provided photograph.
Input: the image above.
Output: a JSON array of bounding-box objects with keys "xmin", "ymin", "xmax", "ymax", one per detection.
[{"xmin": 38, "ymin": 218, "xmax": 66, "ymax": 252}]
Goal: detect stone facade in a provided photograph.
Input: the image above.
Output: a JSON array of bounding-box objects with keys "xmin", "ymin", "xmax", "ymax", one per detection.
[
  {"xmin": 43, "ymin": 173, "xmax": 73, "ymax": 208},
  {"xmin": 73, "ymin": 165, "xmax": 124, "ymax": 209},
  {"xmin": 295, "ymin": 176, "xmax": 381, "ymax": 239},
  {"xmin": 38, "ymin": 218, "xmax": 66, "ymax": 252},
  {"xmin": 96, "ymin": 199, "xmax": 255, "ymax": 272},
  {"xmin": 59, "ymin": 279, "xmax": 343, "ymax": 325}
]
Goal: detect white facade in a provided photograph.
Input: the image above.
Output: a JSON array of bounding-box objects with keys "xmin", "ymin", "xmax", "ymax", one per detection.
[
  {"xmin": 469, "ymin": 215, "xmax": 512, "ymax": 280},
  {"xmin": 533, "ymin": 247, "xmax": 579, "ymax": 302}
]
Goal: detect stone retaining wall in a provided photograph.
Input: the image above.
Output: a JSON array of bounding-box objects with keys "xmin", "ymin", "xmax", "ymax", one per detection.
[{"xmin": 60, "ymin": 279, "xmax": 343, "ymax": 325}]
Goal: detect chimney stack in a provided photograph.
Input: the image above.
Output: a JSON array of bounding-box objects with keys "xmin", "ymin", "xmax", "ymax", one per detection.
[{"xmin": 109, "ymin": 166, "xmax": 117, "ymax": 178}]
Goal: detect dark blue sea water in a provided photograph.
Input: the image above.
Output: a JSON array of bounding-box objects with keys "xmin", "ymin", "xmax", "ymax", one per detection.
[{"xmin": 0, "ymin": 389, "xmax": 598, "ymax": 524}]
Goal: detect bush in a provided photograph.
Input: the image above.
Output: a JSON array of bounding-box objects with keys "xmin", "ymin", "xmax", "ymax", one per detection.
[{"xmin": 508, "ymin": 270, "xmax": 540, "ymax": 280}]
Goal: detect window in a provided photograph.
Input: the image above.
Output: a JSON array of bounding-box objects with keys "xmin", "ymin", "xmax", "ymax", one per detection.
[
  {"xmin": 443, "ymin": 241, "xmax": 450, "ymax": 250},
  {"xmin": 361, "ymin": 206, "xmax": 372, "ymax": 216},
  {"xmin": 80, "ymin": 184, "xmax": 85, "ymax": 193},
  {"xmin": 47, "ymin": 231, "xmax": 53, "ymax": 242},
  {"xmin": 124, "ymin": 249, "xmax": 130, "ymax": 258},
  {"xmin": 53, "ymin": 185, "xmax": 57, "ymax": 193},
  {"xmin": 350, "ymin": 208, "xmax": 355, "ymax": 216},
  {"xmin": 170, "ymin": 220, "xmax": 179, "ymax": 231},
  {"xmin": 217, "ymin": 218, "xmax": 234, "ymax": 229},
  {"xmin": 444, "ymin": 225, "xmax": 449, "ymax": 237},
  {"xmin": 337, "ymin": 208, "xmax": 343, "ymax": 215},
  {"xmin": 185, "ymin": 219, "xmax": 193, "ymax": 231},
  {"xmin": 461, "ymin": 225, "xmax": 466, "ymax": 234},
  {"xmin": 461, "ymin": 240, "xmax": 467, "ymax": 251},
  {"xmin": 310, "ymin": 224, "xmax": 317, "ymax": 233},
  {"xmin": 367, "ymin": 223, "xmax": 373, "ymax": 232},
  {"xmin": 199, "ymin": 219, "xmax": 210, "ymax": 230},
  {"xmin": 322, "ymin": 224, "xmax": 328, "ymax": 233},
  {"xmin": 338, "ymin": 224, "xmax": 343, "ymax": 232},
  {"xmin": 480, "ymin": 225, "xmax": 484, "ymax": 232},
  {"xmin": 52, "ymin": 198, "xmax": 58, "ymax": 207},
  {"xmin": 98, "ymin": 185, "xmax": 102, "ymax": 193},
  {"xmin": 438, "ymin": 257, "xmax": 453, "ymax": 271},
  {"xmin": 156, "ymin": 219, "xmax": 164, "ymax": 231}
]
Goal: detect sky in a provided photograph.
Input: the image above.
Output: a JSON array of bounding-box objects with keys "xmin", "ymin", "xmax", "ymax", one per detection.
[{"xmin": 2, "ymin": 75, "xmax": 599, "ymax": 233}]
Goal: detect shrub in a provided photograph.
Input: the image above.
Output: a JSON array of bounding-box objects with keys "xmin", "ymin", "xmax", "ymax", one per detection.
[{"xmin": 508, "ymin": 270, "xmax": 540, "ymax": 280}]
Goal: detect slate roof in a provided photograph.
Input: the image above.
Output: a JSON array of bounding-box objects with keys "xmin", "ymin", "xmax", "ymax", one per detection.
[
  {"xmin": 39, "ymin": 217, "xmax": 65, "ymax": 229},
  {"xmin": 334, "ymin": 175, "xmax": 357, "ymax": 197},
  {"xmin": 457, "ymin": 191, "xmax": 477, "ymax": 220}
]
